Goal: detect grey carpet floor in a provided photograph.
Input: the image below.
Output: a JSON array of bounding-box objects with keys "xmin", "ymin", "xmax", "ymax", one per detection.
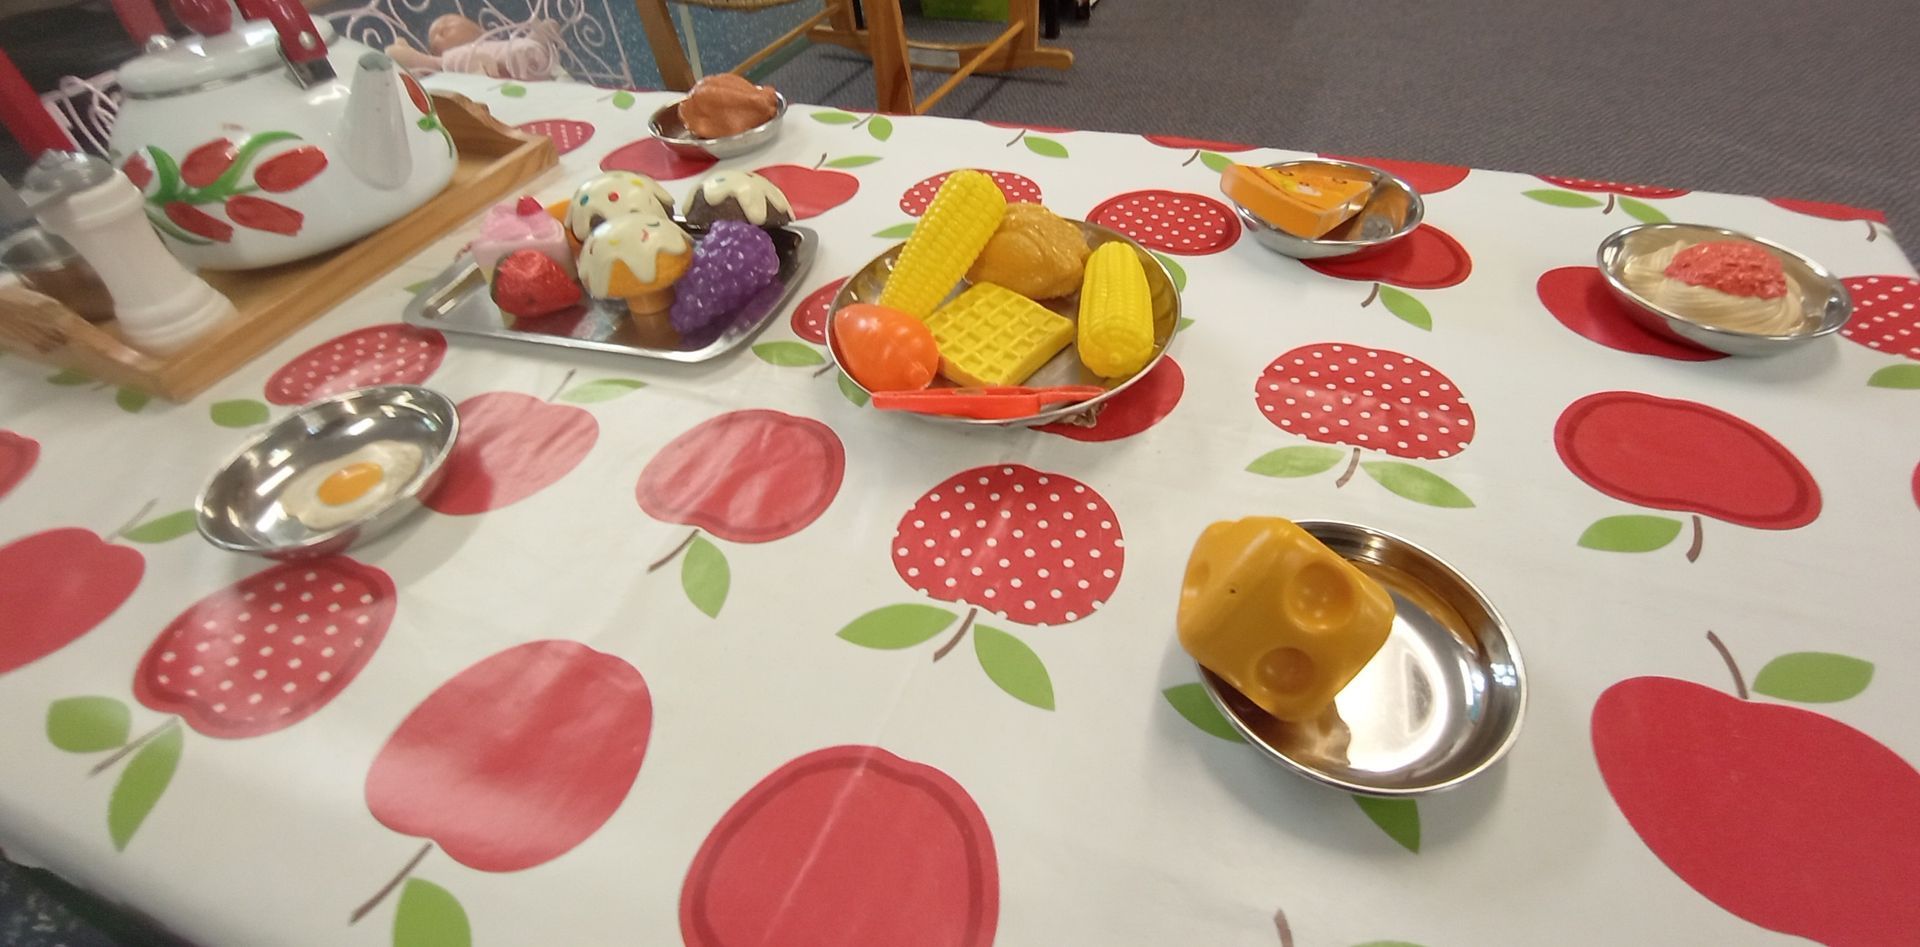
[{"xmin": 775, "ymin": 0, "xmax": 1919, "ymax": 251}]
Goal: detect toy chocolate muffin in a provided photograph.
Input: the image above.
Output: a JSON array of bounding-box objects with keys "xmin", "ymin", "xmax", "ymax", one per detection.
[{"xmin": 682, "ymin": 171, "xmax": 793, "ymax": 230}]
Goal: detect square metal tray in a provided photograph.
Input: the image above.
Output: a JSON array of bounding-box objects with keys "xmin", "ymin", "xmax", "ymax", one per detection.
[{"xmin": 402, "ymin": 224, "xmax": 816, "ymax": 363}]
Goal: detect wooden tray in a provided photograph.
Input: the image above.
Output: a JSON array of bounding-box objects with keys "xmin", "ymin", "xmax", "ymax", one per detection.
[{"xmin": 0, "ymin": 92, "xmax": 557, "ymax": 402}]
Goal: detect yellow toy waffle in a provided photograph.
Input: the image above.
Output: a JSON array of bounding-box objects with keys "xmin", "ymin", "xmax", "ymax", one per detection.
[{"xmin": 925, "ymin": 282, "xmax": 1074, "ymax": 387}]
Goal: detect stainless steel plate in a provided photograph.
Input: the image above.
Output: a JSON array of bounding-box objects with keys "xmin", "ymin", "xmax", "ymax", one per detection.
[
  {"xmin": 648, "ymin": 91, "xmax": 788, "ymax": 160},
  {"xmin": 1228, "ymin": 159, "xmax": 1425, "ymax": 261},
  {"xmin": 1597, "ymin": 222, "xmax": 1851, "ymax": 357},
  {"xmin": 827, "ymin": 220, "xmax": 1178, "ymax": 427},
  {"xmin": 404, "ymin": 224, "xmax": 816, "ymax": 364},
  {"xmin": 196, "ymin": 386, "xmax": 459, "ymax": 560},
  {"xmin": 1198, "ymin": 520, "xmax": 1525, "ymax": 796}
]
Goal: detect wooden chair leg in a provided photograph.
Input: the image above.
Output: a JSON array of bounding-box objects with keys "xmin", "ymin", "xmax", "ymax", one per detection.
[
  {"xmin": 864, "ymin": 0, "xmax": 916, "ymax": 114},
  {"xmin": 634, "ymin": 0, "xmax": 698, "ymax": 91}
]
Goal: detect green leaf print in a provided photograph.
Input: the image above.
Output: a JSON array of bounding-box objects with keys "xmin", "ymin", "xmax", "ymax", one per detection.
[
  {"xmin": 837, "ymin": 604, "xmax": 957, "ymax": 649},
  {"xmin": 837, "ymin": 371, "xmax": 870, "ymax": 406},
  {"xmin": 108, "ymin": 723, "xmax": 181, "ymax": 850},
  {"xmin": 559, "ymin": 378, "xmax": 648, "ymax": 403},
  {"xmin": 1522, "ymin": 188, "xmax": 1604, "ymax": 209},
  {"xmin": 1023, "ymin": 136, "xmax": 1069, "ymax": 158},
  {"xmin": 1616, "ymin": 196, "xmax": 1670, "ymax": 223},
  {"xmin": 1576, "ymin": 514, "xmax": 1683, "ymax": 552},
  {"xmin": 1376, "ymin": 286, "xmax": 1432, "ymax": 331},
  {"xmin": 210, "ymin": 399, "xmax": 270, "ymax": 428},
  {"xmin": 1359, "ymin": 462, "xmax": 1473, "ymax": 508},
  {"xmin": 46, "ymin": 697, "xmax": 131, "ymax": 752},
  {"xmin": 1352, "ymin": 795, "xmax": 1419, "ymax": 852},
  {"xmin": 682, "ymin": 535, "xmax": 730, "ymax": 618},
  {"xmin": 1161, "ymin": 684, "xmax": 1243, "ymax": 743},
  {"xmin": 1751, "ymin": 653, "xmax": 1874, "ymax": 703},
  {"xmin": 392, "ymin": 877, "xmax": 471, "ymax": 947},
  {"xmin": 973, "ymin": 624, "xmax": 1054, "ymax": 710},
  {"xmin": 753, "ymin": 341, "xmax": 827, "ymax": 367},
  {"xmin": 1246, "ymin": 446, "xmax": 1346, "ymax": 478},
  {"xmin": 122, "ymin": 510, "xmax": 197, "ymax": 544}
]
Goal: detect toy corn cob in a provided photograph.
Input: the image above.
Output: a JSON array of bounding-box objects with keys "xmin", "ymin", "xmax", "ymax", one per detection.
[
  {"xmin": 1076, "ymin": 242, "xmax": 1156, "ymax": 377},
  {"xmin": 879, "ymin": 170, "xmax": 1007, "ymax": 318},
  {"xmin": 926, "ymin": 282, "xmax": 1074, "ymax": 387}
]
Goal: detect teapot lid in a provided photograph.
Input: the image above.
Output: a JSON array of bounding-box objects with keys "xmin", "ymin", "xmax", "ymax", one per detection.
[{"xmin": 118, "ymin": 18, "xmax": 339, "ymax": 97}]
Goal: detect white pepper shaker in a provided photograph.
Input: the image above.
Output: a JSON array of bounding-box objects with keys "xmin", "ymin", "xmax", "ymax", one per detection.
[{"xmin": 26, "ymin": 151, "xmax": 235, "ymax": 355}]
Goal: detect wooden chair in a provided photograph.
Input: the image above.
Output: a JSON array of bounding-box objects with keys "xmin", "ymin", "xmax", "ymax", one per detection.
[{"xmin": 633, "ymin": 0, "xmax": 1071, "ymax": 115}]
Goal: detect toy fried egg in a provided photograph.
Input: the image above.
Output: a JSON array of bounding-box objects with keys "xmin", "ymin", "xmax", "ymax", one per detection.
[
  {"xmin": 565, "ymin": 172, "xmax": 675, "ymax": 242},
  {"xmin": 278, "ymin": 441, "xmax": 425, "ymax": 531}
]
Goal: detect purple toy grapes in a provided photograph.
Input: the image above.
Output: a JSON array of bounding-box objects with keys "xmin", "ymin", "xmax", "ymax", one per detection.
[{"xmin": 670, "ymin": 220, "xmax": 780, "ymax": 333}]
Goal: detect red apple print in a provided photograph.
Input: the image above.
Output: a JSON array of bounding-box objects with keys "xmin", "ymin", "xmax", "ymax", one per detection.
[
  {"xmin": 1556, "ymin": 392, "xmax": 1819, "ymax": 559},
  {"xmin": 180, "ymin": 138, "xmax": 237, "ymax": 188},
  {"xmin": 122, "ymin": 154, "xmax": 152, "ymax": 191},
  {"xmin": 1257, "ymin": 344, "xmax": 1472, "ymax": 460},
  {"xmin": 1537, "ymin": 266, "xmax": 1724, "ymax": 361},
  {"xmin": 1036, "ymin": 355, "xmax": 1183, "ymax": 441},
  {"xmin": 364, "ymin": 640, "xmax": 650, "ymax": 873},
  {"xmin": 0, "ymin": 430, "xmax": 38, "ymax": 500},
  {"xmin": 264, "ymin": 324, "xmax": 446, "ymax": 405},
  {"xmin": 425, "ymin": 392, "xmax": 597, "ymax": 515},
  {"xmin": 1302, "ymin": 224, "xmax": 1470, "ymax": 289},
  {"xmin": 164, "ymin": 202, "xmax": 233, "ymax": 243},
  {"xmin": 1087, "ymin": 190, "xmax": 1240, "ymax": 256},
  {"xmin": 1768, "ymin": 196, "xmax": 1886, "ymax": 240},
  {"xmin": 791, "ymin": 277, "xmax": 847, "ymax": 345},
  {"xmin": 899, "ymin": 170, "xmax": 1041, "ymax": 216},
  {"xmin": 894, "ymin": 464, "xmax": 1122, "ymax": 627},
  {"xmin": 755, "ymin": 161, "xmax": 860, "ymax": 219},
  {"xmin": 252, "ymin": 146, "xmax": 327, "ymax": 193},
  {"xmin": 1537, "ymin": 175, "xmax": 1689, "ymax": 199},
  {"xmin": 1839, "ymin": 275, "xmax": 1920, "ymax": 359},
  {"xmin": 681, "ymin": 745, "xmax": 997, "ymax": 947},
  {"xmin": 0, "ymin": 528, "xmax": 143, "ymax": 673},
  {"xmin": 1319, "ymin": 154, "xmax": 1468, "ymax": 194},
  {"xmin": 1593, "ymin": 633, "xmax": 1920, "ymax": 945},
  {"xmin": 225, "ymin": 195, "xmax": 303, "ymax": 235},
  {"xmin": 518, "ymin": 118, "xmax": 595, "ymax": 156},
  {"xmin": 1143, "ymin": 134, "xmax": 1255, "ymax": 152},
  {"xmin": 601, "ymin": 137, "xmax": 715, "ymax": 180},
  {"xmin": 134, "ymin": 558, "xmax": 393, "ymax": 738},
  {"xmin": 638, "ymin": 409, "xmax": 845, "ymax": 543}
]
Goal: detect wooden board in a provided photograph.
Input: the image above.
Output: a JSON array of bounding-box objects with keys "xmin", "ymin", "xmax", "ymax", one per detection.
[{"xmin": 0, "ymin": 92, "xmax": 556, "ymax": 402}]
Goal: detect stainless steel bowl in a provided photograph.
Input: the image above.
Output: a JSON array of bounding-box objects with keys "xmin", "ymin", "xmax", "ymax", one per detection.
[
  {"xmin": 828, "ymin": 220, "xmax": 1179, "ymax": 428},
  {"xmin": 648, "ymin": 91, "xmax": 788, "ymax": 160},
  {"xmin": 1597, "ymin": 223, "xmax": 1851, "ymax": 357},
  {"xmin": 1197, "ymin": 520, "xmax": 1526, "ymax": 797},
  {"xmin": 1227, "ymin": 159, "xmax": 1425, "ymax": 261},
  {"xmin": 196, "ymin": 386, "xmax": 459, "ymax": 560}
]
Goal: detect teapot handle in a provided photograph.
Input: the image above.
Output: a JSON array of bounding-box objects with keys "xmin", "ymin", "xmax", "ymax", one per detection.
[{"xmin": 235, "ymin": 0, "xmax": 328, "ymax": 65}]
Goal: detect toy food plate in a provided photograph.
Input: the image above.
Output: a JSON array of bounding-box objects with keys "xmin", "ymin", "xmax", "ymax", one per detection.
[
  {"xmin": 649, "ymin": 91, "xmax": 788, "ymax": 160},
  {"xmin": 1228, "ymin": 159, "xmax": 1424, "ymax": 261},
  {"xmin": 1597, "ymin": 222, "xmax": 1851, "ymax": 358},
  {"xmin": 197, "ymin": 386, "xmax": 458, "ymax": 560},
  {"xmin": 1197, "ymin": 520, "xmax": 1526, "ymax": 796},
  {"xmin": 828, "ymin": 220, "xmax": 1179, "ymax": 427},
  {"xmin": 404, "ymin": 223, "xmax": 815, "ymax": 363}
]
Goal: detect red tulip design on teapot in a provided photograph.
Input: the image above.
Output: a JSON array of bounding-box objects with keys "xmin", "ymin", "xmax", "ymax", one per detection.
[{"xmin": 125, "ymin": 133, "xmax": 324, "ymax": 245}]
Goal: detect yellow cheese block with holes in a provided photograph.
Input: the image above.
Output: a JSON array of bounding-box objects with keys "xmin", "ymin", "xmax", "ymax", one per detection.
[{"xmin": 1177, "ymin": 517, "xmax": 1394, "ymax": 721}]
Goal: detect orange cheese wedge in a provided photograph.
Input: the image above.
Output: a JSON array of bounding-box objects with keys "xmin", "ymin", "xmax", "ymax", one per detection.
[{"xmin": 1221, "ymin": 164, "xmax": 1374, "ymax": 239}]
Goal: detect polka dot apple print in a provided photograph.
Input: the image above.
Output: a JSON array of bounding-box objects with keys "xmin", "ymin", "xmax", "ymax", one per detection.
[
  {"xmin": 352, "ymin": 640, "xmax": 651, "ymax": 940},
  {"xmin": 899, "ymin": 170, "xmax": 1040, "ymax": 216},
  {"xmin": 1841, "ymin": 276, "xmax": 1920, "ymax": 389},
  {"xmin": 212, "ymin": 323, "xmax": 447, "ymax": 426},
  {"xmin": 1248, "ymin": 344, "xmax": 1476, "ymax": 508},
  {"xmin": 790, "ymin": 277, "xmax": 847, "ymax": 345},
  {"xmin": 517, "ymin": 118, "xmax": 595, "ymax": 156},
  {"xmin": 1593, "ymin": 631, "xmax": 1916, "ymax": 945},
  {"xmin": 637, "ymin": 410, "xmax": 846, "ymax": 617},
  {"xmin": 1526, "ymin": 175, "xmax": 1689, "ymax": 222},
  {"xmin": 837, "ymin": 464, "xmax": 1125, "ymax": 710},
  {"xmin": 1767, "ymin": 196, "xmax": 1887, "ymax": 241},
  {"xmin": 1087, "ymin": 190, "xmax": 1240, "ymax": 256},
  {"xmin": 50, "ymin": 557, "xmax": 397, "ymax": 850},
  {"xmin": 1537, "ymin": 266, "xmax": 1724, "ymax": 361},
  {"xmin": 1320, "ymin": 154, "xmax": 1468, "ymax": 193},
  {"xmin": 1556, "ymin": 392, "xmax": 1820, "ymax": 561},
  {"xmin": 1302, "ymin": 225, "xmax": 1470, "ymax": 330},
  {"xmin": 681, "ymin": 745, "xmax": 998, "ymax": 947}
]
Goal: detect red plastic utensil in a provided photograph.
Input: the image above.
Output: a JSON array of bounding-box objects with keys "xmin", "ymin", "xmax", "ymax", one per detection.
[
  {"xmin": 871, "ymin": 386, "xmax": 1106, "ymax": 420},
  {"xmin": 0, "ymin": 51, "xmax": 72, "ymax": 158}
]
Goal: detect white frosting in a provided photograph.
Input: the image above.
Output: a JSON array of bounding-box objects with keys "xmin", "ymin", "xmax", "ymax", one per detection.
[
  {"xmin": 565, "ymin": 173, "xmax": 675, "ymax": 241},
  {"xmin": 1622, "ymin": 239, "xmax": 1808, "ymax": 335},
  {"xmin": 577, "ymin": 213, "xmax": 690, "ymax": 298},
  {"xmin": 683, "ymin": 171, "xmax": 793, "ymax": 226}
]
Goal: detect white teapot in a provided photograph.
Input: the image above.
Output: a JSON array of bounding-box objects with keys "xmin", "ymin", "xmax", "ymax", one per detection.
[{"xmin": 107, "ymin": 0, "xmax": 457, "ymax": 270}]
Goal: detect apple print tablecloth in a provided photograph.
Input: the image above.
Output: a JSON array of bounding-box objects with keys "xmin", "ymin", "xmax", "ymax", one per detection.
[{"xmin": 3, "ymin": 73, "xmax": 1919, "ymax": 947}]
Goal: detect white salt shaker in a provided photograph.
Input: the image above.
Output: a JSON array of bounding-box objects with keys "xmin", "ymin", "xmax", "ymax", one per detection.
[{"xmin": 25, "ymin": 151, "xmax": 235, "ymax": 356}]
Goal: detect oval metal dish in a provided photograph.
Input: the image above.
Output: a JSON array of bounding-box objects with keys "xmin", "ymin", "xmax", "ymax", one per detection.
[
  {"xmin": 1197, "ymin": 520, "xmax": 1526, "ymax": 796},
  {"xmin": 828, "ymin": 220, "xmax": 1180, "ymax": 427}
]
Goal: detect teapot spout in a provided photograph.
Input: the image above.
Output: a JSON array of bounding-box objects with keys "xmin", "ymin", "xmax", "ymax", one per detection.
[{"xmin": 339, "ymin": 52, "xmax": 414, "ymax": 191}]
